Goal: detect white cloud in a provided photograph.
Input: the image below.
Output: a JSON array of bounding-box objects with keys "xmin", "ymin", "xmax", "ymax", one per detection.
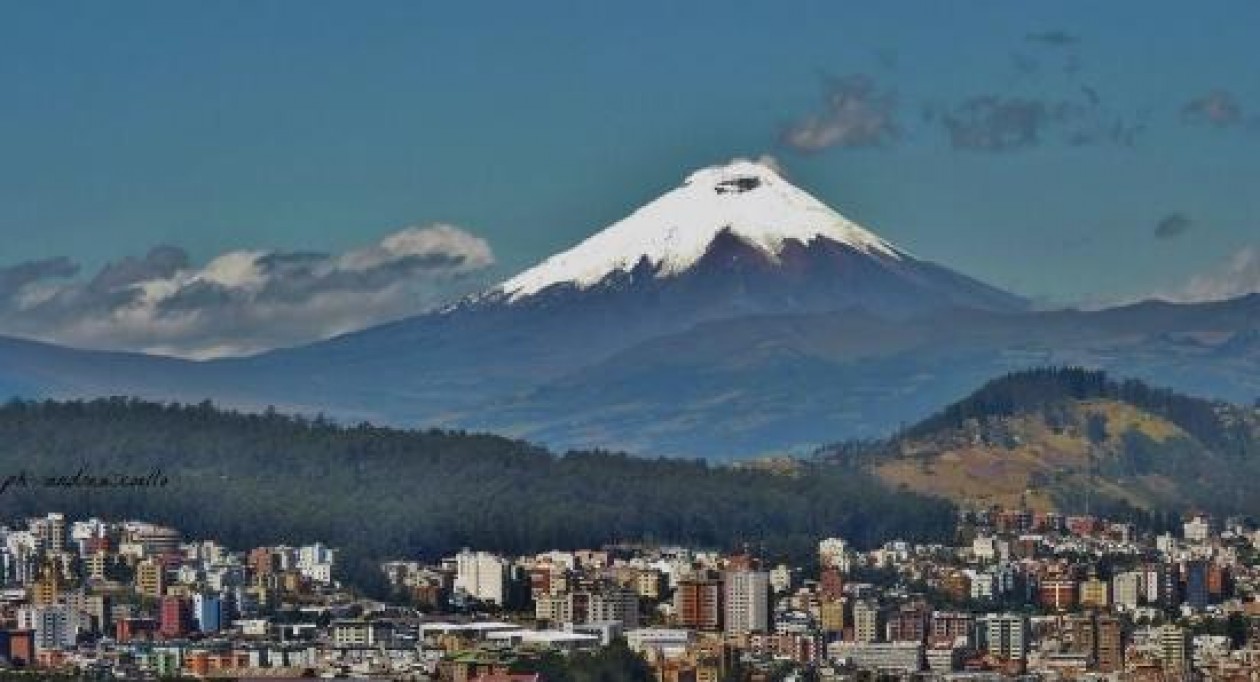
[
  {"xmin": 0, "ymin": 224, "xmax": 495, "ymax": 359},
  {"xmin": 1156, "ymin": 246, "xmax": 1260, "ymax": 303},
  {"xmin": 780, "ymin": 75, "xmax": 899, "ymax": 152},
  {"xmin": 727, "ymin": 154, "xmax": 789, "ymax": 178}
]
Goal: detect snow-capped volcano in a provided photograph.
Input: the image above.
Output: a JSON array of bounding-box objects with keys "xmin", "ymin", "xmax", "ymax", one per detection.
[
  {"xmin": 482, "ymin": 159, "xmax": 1023, "ymax": 317},
  {"xmin": 496, "ymin": 159, "xmax": 907, "ymax": 301}
]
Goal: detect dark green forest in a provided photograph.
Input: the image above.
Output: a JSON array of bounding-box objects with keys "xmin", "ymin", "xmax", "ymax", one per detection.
[{"xmin": 0, "ymin": 398, "xmax": 954, "ymax": 592}]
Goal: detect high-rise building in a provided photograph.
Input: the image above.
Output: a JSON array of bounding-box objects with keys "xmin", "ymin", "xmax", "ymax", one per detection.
[
  {"xmin": 723, "ymin": 570, "xmax": 769, "ymax": 635},
  {"xmin": 1112, "ymin": 571, "xmax": 1142, "ymax": 611},
  {"xmin": 930, "ymin": 612, "xmax": 974, "ymax": 648},
  {"xmin": 1066, "ymin": 614, "xmax": 1094, "ymax": 658},
  {"xmin": 1094, "ymin": 615, "xmax": 1124, "ymax": 673},
  {"xmin": 1157, "ymin": 624, "xmax": 1189, "ymax": 673},
  {"xmin": 635, "ymin": 570, "xmax": 664, "ymax": 600},
  {"xmin": 674, "ymin": 575, "xmax": 722, "ymax": 631},
  {"xmin": 1183, "ymin": 560, "xmax": 1209, "ymax": 612},
  {"xmin": 886, "ymin": 602, "xmax": 929, "ymax": 643},
  {"xmin": 454, "ymin": 550, "xmax": 508, "ymax": 605},
  {"xmin": 17, "ymin": 605, "xmax": 84, "ymax": 652},
  {"xmin": 983, "ymin": 613, "xmax": 1029, "ymax": 663},
  {"xmin": 86, "ymin": 551, "xmax": 111, "ymax": 581},
  {"xmin": 44, "ymin": 513, "xmax": 67, "ymax": 552},
  {"xmin": 769, "ymin": 564, "xmax": 792, "ymax": 594},
  {"xmin": 1038, "ymin": 577, "xmax": 1077, "ymax": 612},
  {"xmin": 819, "ymin": 568, "xmax": 844, "ymax": 601},
  {"xmin": 159, "ymin": 596, "xmax": 190, "ymax": 639},
  {"xmin": 819, "ymin": 598, "xmax": 845, "ymax": 635},
  {"xmin": 588, "ymin": 587, "xmax": 640, "ymax": 628},
  {"xmin": 543, "ymin": 586, "xmax": 640, "ymax": 629},
  {"xmin": 1139, "ymin": 564, "xmax": 1174, "ymax": 605},
  {"xmin": 852, "ymin": 599, "xmax": 881, "ymax": 643},
  {"xmin": 135, "ymin": 558, "xmax": 166, "ymax": 599},
  {"xmin": 193, "ymin": 593, "xmax": 223, "ymax": 633},
  {"xmin": 818, "ymin": 538, "xmax": 851, "ymax": 573},
  {"xmin": 30, "ymin": 561, "xmax": 67, "ymax": 607},
  {"xmin": 63, "ymin": 591, "xmax": 111, "ymax": 635}
]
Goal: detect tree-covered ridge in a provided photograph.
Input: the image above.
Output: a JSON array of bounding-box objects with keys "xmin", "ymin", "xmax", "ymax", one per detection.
[
  {"xmin": 905, "ymin": 367, "xmax": 1258, "ymax": 457},
  {"xmin": 0, "ymin": 398, "xmax": 955, "ymax": 590},
  {"xmin": 825, "ymin": 368, "xmax": 1260, "ymax": 520}
]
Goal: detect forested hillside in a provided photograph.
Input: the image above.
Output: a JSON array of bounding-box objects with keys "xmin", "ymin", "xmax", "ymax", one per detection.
[{"xmin": 0, "ymin": 398, "xmax": 954, "ymax": 591}]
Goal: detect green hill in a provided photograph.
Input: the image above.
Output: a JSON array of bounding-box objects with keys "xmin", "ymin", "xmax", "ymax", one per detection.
[
  {"xmin": 834, "ymin": 368, "xmax": 1260, "ymax": 517},
  {"xmin": 0, "ymin": 398, "xmax": 954, "ymax": 591}
]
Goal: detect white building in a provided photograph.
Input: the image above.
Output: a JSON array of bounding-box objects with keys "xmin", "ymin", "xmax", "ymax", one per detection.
[
  {"xmin": 1112, "ymin": 571, "xmax": 1143, "ymax": 611},
  {"xmin": 828, "ymin": 641, "xmax": 923, "ymax": 673},
  {"xmin": 18, "ymin": 605, "xmax": 86, "ymax": 651},
  {"xmin": 626, "ymin": 628, "xmax": 693, "ymax": 660},
  {"xmin": 297, "ymin": 542, "xmax": 336, "ymax": 585},
  {"xmin": 818, "ymin": 538, "xmax": 852, "ymax": 573},
  {"xmin": 332, "ymin": 619, "xmax": 391, "ymax": 647},
  {"xmin": 972, "ymin": 534, "xmax": 998, "ymax": 562},
  {"xmin": 1184, "ymin": 516, "xmax": 1211, "ymax": 544},
  {"xmin": 769, "ymin": 564, "xmax": 792, "ymax": 593},
  {"xmin": 454, "ymin": 550, "xmax": 508, "ymax": 605},
  {"xmin": 723, "ymin": 570, "xmax": 769, "ymax": 634},
  {"xmin": 969, "ymin": 570, "xmax": 996, "ymax": 601}
]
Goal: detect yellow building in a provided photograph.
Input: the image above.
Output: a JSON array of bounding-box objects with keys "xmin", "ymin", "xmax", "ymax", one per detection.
[
  {"xmin": 135, "ymin": 558, "xmax": 165, "ymax": 599},
  {"xmin": 636, "ymin": 570, "xmax": 664, "ymax": 600},
  {"xmin": 31, "ymin": 566, "xmax": 65, "ymax": 606},
  {"xmin": 820, "ymin": 598, "xmax": 845, "ymax": 634},
  {"xmin": 1080, "ymin": 575, "xmax": 1110, "ymax": 609}
]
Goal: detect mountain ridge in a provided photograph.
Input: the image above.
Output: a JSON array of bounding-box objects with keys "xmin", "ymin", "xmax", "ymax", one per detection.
[{"xmin": 0, "ymin": 164, "xmax": 1254, "ymax": 457}]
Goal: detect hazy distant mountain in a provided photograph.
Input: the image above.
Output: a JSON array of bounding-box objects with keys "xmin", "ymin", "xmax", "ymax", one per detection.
[
  {"xmin": 0, "ymin": 162, "xmax": 1255, "ymax": 458},
  {"xmin": 461, "ymin": 295, "xmax": 1259, "ymax": 456}
]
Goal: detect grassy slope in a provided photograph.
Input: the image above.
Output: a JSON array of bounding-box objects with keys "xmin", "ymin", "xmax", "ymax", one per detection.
[{"xmin": 873, "ymin": 399, "xmax": 1224, "ymax": 512}]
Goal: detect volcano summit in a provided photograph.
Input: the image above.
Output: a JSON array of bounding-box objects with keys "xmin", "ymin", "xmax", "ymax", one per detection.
[{"xmin": 474, "ymin": 159, "xmax": 1026, "ymax": 316}]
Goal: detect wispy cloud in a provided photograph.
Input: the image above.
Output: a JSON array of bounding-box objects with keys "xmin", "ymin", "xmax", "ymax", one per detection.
[
  {"xmin": 941, "ymin": 96, "xmax": 1051, "ymax": 151},
  {"xmin": 938, "ymin": 89, "xmax": 1146, "ymax": 152},
  {"xmin": 1153, "ymin": 213, "xmax": 1194, "ymax": 240},
  {"xmin": 780, "ymin": 75, "xmax": 899, "ymax": 152},
  {"xmin": 1180, "ymin": 90, "xmax": 1245, "ymax": 128},
  {"xmin": 0, "ymin": 225, "xmax": 495, "ymax": 359},
  {"xmin": 1025, "ymin": 30, "xmax": 1080, "ymax": 47}
]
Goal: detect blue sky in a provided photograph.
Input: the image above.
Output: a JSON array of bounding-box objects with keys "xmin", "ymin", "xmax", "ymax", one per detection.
[{"xmin": 1, "ymin": 2, "xmax": 1258, "ymax": 355}]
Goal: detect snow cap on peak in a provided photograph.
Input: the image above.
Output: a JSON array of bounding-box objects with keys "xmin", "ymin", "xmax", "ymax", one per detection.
[
  {"xmin": 684, "ymin": 158, "xmax": 784, "ymax": 190},
  {"xmin": 494, "ymin": 160, "xmax": 906, "ymax": 300}
]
